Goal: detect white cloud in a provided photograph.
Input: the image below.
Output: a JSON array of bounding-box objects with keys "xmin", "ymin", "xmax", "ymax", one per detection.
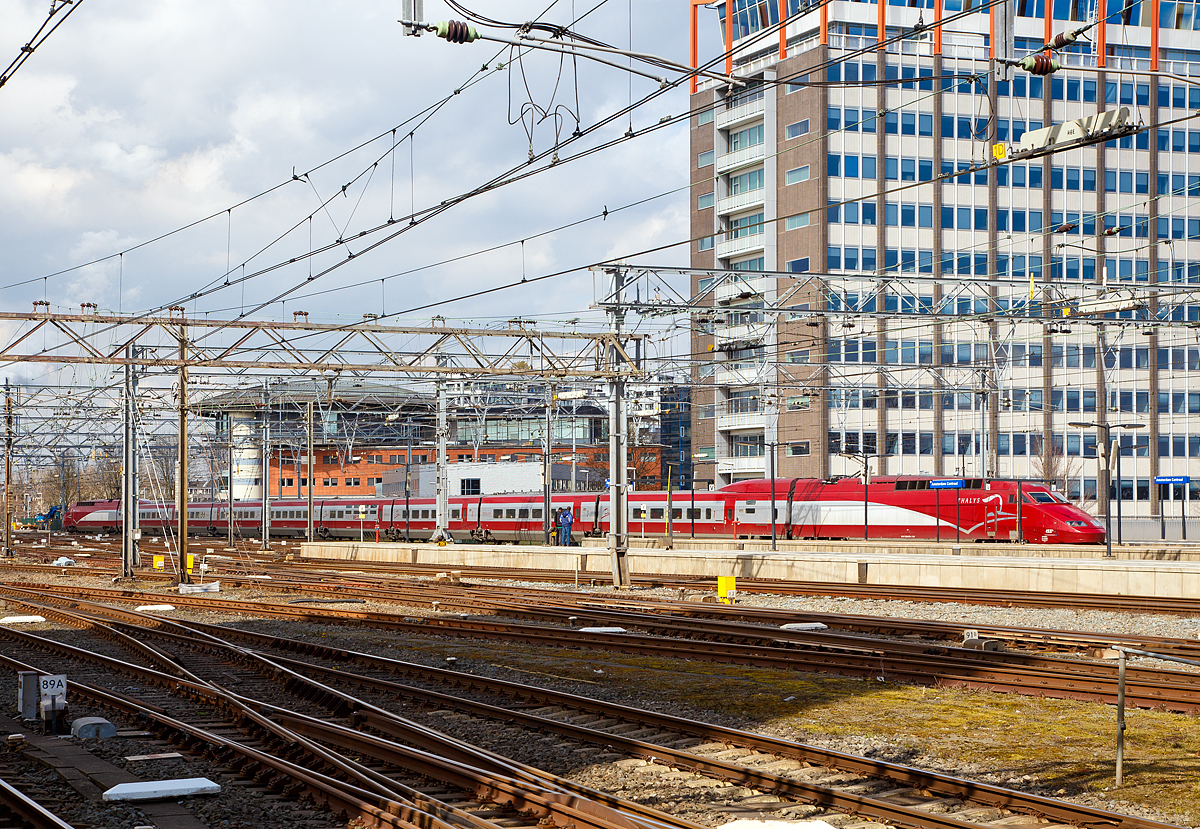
[{"xmin": 1, "ymin": 0, "xmax": 693, "ymax": 326}]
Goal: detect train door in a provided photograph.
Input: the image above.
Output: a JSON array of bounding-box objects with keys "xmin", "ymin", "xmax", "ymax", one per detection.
[{"xmin": 983, "ymin": 493, "xmax": 1001, "ymax": 539}]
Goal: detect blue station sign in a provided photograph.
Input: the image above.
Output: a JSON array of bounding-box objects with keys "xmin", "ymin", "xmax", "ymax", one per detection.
[
  {"xmin": 930, "ymin": 479, "xmax": 966, "ymax": 489},
  {"xmin": 1154, "ymin": 476, "xmax": 1191, "ymax": 485}
]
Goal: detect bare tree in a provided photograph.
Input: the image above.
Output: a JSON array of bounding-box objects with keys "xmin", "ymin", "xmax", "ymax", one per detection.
[
  {"xmin": 1032, "ymin": 435, "xmax": 1081, "ymax": 498},
  {"xmin": 90, "ymin": 455, "xmax": 123, "ymax": 500}
]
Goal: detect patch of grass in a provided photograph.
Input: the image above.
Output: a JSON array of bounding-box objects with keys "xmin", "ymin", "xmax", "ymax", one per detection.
[{"xmin": 230, "ymin": 618, "xmax": 1200, "ymax": 825}]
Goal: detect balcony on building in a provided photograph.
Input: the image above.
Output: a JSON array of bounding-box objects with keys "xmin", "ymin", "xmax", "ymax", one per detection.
[
  {"xmin": 715, "ymin": 274, "xmax": 768, "ymax": 305},
  {"xmin": 718, "ymin": 455, "xmax": 766, "ymax": 474},
  {"xmin": 716, "ymin": 143, "xmax": 766, "ymax": 175},
  {"xmin": 715, "ymin": 322, "xmax": 770, "ymax": 345},
  {"xmin": 717, "ymin": 188, "xmax": 766, "ymax": 216},
  {"xmin": 717, "ymin": 410, "xmax": 766, "ymax": 432},
  {"xmin": 714, "ymin": 364, "xmax": 764, "ymax": 386},
  {"xmin": 716, "ymin": 94, "xmax": 765, "ymax": 131},
  {"xmin": 716, "ymin": 232, "xmax": 766, "ymax": 260}
]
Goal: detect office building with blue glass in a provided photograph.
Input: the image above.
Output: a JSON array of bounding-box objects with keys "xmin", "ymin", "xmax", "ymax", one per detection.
[{"xmin": 688, "ymin": 0, "xmax": 1200, "ymax": 520}]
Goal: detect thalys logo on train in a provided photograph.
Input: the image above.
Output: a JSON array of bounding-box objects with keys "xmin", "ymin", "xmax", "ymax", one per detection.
[{"xmin": 957, "ymin": 494, "xmax": 1004, "ymax": 506}]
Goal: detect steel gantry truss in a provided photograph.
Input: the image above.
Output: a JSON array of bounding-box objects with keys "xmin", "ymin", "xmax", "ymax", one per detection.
[
  {"xmin": 0, "ymin": 309, "xmax": 642, "ymax": 379},
  {"xmin": 595, "ymin": 263, "xmax": 1200, "ymax": 490},
  {"xmin": 0, "ymin": 307, "xmax": 646, "ymax": 586},
  {"xmin": 593, "ymin": 266, "xmax": 1189, "ymax": 327}
]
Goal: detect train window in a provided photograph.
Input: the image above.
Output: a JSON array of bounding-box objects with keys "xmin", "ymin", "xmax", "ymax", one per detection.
[
  {"xmin": 672, "ymin": 509, "xmax": 683, "ymax": 519},
  {"xmin": 422, "ymin": 510, "xmax": 431, "ymax": 519},
  {"xmin": 532, "ymin": 509, "xmax": 542, "ymax": 519},
  {"xmin": 650, "ymin": 508, "xmax": 664, "ymax": 519},
  {"xmin": 686, "ymin": 508, "xmax": 700, "ymax": 519},
  {"xmin": 633, "ymin": 507, "xmax": 647, "ymax": 519},
  {"xmin": 745, "ymin": 507, "xmax": 756, "ymax": 514},
  {"xmin": 1025, "ymin": 492, "xmax": 1055, "ymax": 503},
  {"xmin": 706, "ymin": 508, "xmax": 713, "ymax": 520},
  {"xmin": 493, "ymin": 509, "xmax": 503, "ymax": 518},
  {"xmin": 1008, "ymin": 495, "xmax": 1015, "ymax": 504},
  {"xmin": 506, "ymin": 509, "xmax": 517, "ymax": 518},
  {"xmin": 518, "ymin": 508, "xmax": 529, "ymax": 519},
  {"xmin": 452, "ymin": 509, "xmax": 461, "ymax": 520}
]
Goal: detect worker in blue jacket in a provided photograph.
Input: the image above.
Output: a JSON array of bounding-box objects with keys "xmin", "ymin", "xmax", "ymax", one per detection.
[{"xmin": 560, "ymin": 508, "xmax": 573, "ymax": 545}]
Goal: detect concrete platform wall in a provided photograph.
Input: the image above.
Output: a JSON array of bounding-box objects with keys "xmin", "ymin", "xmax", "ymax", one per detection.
[{"xmin": 299, "ymin": 541, "xmax": 1200, "ymax": 597}]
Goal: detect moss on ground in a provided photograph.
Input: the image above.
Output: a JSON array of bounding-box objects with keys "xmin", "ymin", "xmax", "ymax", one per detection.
[{"xmin": 332, "ymin": 630, "xmax": 1200, "ymax": 824}]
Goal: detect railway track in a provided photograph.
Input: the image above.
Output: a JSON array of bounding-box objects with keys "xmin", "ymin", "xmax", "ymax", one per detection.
[
  {"xmin": 0, "ymin": 590, "xmax": 1184, "ymax": 829},
  {"xmin": 14, "ymin": 554, "xmax": 1200, "ymax": 667},
  {"xmin": 6, "ymin": 579, "xmax": 1200, "ymax": 714},
  {"xmin": 0, "ymin": 604, "xmax": 718, "ymax": 829},
  {"xmin": 11, "ymin": 535, "xmax": 1200, "ymax": 617},
  {"xmin": 0, "ymin": 776, "xmax": 75, "ymax": 829},
  {"xmin": 220, "ymin": 564, "xmax": 1200, "ymax": 661}
]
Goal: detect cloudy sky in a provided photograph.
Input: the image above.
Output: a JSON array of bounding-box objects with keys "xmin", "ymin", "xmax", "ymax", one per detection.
[{"xmin": 1, "ymin": 0, "xmax": 730, "ymax": 342}]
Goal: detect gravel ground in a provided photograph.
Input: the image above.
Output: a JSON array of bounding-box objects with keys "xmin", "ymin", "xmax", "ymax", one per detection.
[
  {"xmin": 3, "ymin": 569, "xmax": 1199, "ymax": 827},
  {"xmin": 0, "ymin": 705, "xmax": 357, "ymax": 829}
]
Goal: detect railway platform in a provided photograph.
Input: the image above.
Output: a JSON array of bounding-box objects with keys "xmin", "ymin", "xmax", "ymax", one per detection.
[{"xmin": 299, "ymin": 538, "xmax": 1200, "ymax": 597}]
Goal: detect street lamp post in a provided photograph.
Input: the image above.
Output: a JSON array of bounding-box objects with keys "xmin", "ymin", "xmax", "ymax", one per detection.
[
  {"xmin": 839, "ymin": 452, "xmax": 878, "ymax": 541},
  {"xmin": 766, "ymin": 443, "xmax": 776, "ymax": 551},
  {"xmin": 558, "ymin": 389, "xmax": 588, "ymax": 494},
  {"xmin": 1069, "ymin": 420, "xmax": 1145, "ymax": 557}
]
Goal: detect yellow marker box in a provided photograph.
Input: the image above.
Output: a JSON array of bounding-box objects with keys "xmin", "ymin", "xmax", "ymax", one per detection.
[{"xmin": 717, "ymin": 575, "xmax": 737, "ymax": 605}]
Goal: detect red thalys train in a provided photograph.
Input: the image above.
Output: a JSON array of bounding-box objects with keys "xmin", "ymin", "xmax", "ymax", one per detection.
[{"xmin": 63, "ymin": 476, "xmax": 1105, "ymax": 544}]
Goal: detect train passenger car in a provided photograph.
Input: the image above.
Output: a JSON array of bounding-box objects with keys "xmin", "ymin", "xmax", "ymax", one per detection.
[
  {"xmin": 716, "ymin": 477, "xmax": 1105, "ymax": 544},
  {"xmin": 62, "ymin": 476, "xmax": 1105, "ymax": 545}
]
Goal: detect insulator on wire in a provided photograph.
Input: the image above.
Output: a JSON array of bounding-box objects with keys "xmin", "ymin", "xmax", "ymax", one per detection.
[
  {"xmin": 1048, "ymin": 30, "xmax": 1079, "ymax": 50},
  {"xmin": 1017, "ymin": 54, "xmax": 1061, "ymax": 75},
  {"xmin": 1104, "ymin": 225, "xmax": 1125, "ymax": 236},
  {"xmin": 435, "ymin": 20, "xmax": 479, "ymax": 43},
  {"xmin": 1056, "ymin": 223, "xmax": 1078, "ymax": 233}
]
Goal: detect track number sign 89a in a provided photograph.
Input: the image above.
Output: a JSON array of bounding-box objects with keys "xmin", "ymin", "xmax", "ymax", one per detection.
[{"xmin": 39, "ymin": 674, "xmax": 67, "ymax": 702}]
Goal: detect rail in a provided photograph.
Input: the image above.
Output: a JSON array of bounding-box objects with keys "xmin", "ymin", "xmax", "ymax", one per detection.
[{"xmin": 0, "ymin": 777, "xmax": 75, "ymax": 829}]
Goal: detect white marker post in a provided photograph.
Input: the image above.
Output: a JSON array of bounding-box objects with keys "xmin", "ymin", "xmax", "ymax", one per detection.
[{"xmin": 39, "ymin": 674, "xmax": 66, "ymax": 733}]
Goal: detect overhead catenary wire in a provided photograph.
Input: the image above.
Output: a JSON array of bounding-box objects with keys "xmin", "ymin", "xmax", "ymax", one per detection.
[
  {"xmin": 4, "ymin": 0, "xmax": 1190, "ymax": 393},
  {"xmin": 0, "ymin": 0, "xmax": 86, "ymax": 91}
]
